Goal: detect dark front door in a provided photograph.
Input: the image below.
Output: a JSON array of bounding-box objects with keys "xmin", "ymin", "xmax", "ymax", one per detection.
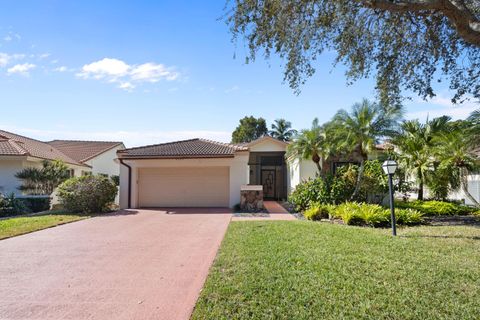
[{"xmin": 261, "ymin": 169, "xmax": 276, "ymax": 199}]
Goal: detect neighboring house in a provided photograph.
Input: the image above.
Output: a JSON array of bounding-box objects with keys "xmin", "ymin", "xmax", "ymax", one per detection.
[
  {"xmin": 0, "ymin": 130, "xmax": 91, "ymax": 196},
  {"xmin": 117, "ymin": 136, "xmax": 361, "ymax": 209},
  {"xmin": 48, "ymin": 140, "xmax": 125, "ymax": 177}
]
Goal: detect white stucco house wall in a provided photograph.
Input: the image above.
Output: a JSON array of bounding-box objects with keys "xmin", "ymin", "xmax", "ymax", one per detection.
[
  {"xmin": 48, "ymin": 140, "xmax": 125, "ymax": 177},
  {"xmin": 448, "ymin": 174, "xmax": 480, "ymax": 205},
  {"xmin": 117, "ymin": 136, "xmax": 322, "ymax": 209}
]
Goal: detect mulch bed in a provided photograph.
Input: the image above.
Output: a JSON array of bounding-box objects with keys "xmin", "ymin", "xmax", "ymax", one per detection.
[{"xmin": 423, "ymin": 215, "xmax": 480, "ymax": 227}]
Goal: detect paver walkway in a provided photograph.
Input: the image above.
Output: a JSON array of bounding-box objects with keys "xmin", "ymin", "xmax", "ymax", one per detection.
[
  {"xmin": 0, "ymin": 209, "xmax": 231, "ymax": 320},
  {"xmin": 232, "ymin": 201, "xmax": 296, "ymax": 221}
]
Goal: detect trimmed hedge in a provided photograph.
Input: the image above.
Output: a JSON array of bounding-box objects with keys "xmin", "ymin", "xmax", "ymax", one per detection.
[
  {"xmin": 17, "ymin": 196, "xmax": 51, "ymax": 213},
  {"xmin": 0, "ymin": 193, "xmax": 30, "ymax": 217}
]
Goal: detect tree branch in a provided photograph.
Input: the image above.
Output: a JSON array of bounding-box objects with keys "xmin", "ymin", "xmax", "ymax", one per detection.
[{"xmin": 359, "ymin": 0, "xmax": 480, "ymax": 47}]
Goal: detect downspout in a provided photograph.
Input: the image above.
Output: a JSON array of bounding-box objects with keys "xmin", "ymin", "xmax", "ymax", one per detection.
[{"xmin": 119, "ymin": 158, "xmax": 132, "ymax": 209}]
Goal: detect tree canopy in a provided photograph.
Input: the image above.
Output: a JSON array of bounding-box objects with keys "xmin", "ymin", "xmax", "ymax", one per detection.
[
  {"xmin": 231, "ymin": 116, "xmax": 268, "ymax": 143},
  {"xmin": 227, "ymin": 0, "xmax": 480, "ymax": 105}
]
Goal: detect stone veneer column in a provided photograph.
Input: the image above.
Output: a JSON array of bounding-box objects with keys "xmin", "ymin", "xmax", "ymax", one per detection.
[{"xmin": 240, "ymin": 185, "xmax": 264, "ymax": 212}]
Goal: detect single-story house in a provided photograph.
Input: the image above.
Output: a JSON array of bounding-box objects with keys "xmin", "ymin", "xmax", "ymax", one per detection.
[
  {"xmin": 117, "ymin": 136, "xmax": 319, "ymax": 209},
  {"xmin": 0, "ymin": 130, "xmax": 124, "ymax": 198},
  {"xmin": 0, "ymin": 130, "xmax": 91, "ymax": 196},
  {"xmin": 48, "ymin": 140, "xmax": 125, "ymax": 177}
]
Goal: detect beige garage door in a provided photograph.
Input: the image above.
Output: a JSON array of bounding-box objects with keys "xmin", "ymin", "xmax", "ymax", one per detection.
[{"xmin": 138, "ymin": 167, "xmax": 230, "ymax": 207}]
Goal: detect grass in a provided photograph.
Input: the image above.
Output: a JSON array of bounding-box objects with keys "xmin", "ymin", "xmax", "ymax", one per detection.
[
  {"xmin": 192, "ymin": 221, "xmax": 480, "ymax": 319},
  {"xmin": 0, "ymin": 211, "xmax": 90, "ymax": 240}
]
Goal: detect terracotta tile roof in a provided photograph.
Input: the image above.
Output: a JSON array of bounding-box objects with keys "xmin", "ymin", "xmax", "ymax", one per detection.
[
  {"xmin": 49, "ymin": 140, "xmax": 124, "ymax": 163},
  {"xmin": 0, "ymin": 130, "xmax": 87, "ymax": 166},
  {"xmin": 118, "ymin": 138, "xmax": 248, "ymax": 159}
]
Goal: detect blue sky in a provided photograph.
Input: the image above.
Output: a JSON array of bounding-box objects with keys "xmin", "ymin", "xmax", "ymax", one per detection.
[{"xmin": 0, "ymin": 1, "xmax": 477, "ymax": 147}]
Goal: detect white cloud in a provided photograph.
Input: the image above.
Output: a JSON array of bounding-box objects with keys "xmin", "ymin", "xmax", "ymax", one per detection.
[
  {"xmin": 77, "ymin": 57, "xmax": 180, "ymax": 90},
  {"xmin": 0, "ymin": 125, "xmax": 231, "ymax": 148},
  {"xmin": 3, "ymin": 32, "xmax": 20, "ymax": 42},
  {"xmin": 0, "ymin": 52, "xmax": 25, "ymax": 67},
  {"xmin": 225, "ymin": 85, "xmax": 240, "ymax": 93},
  {"xmin": 38, "ymin": 53, "xmax": 50, "ymax": 59},
  {"xmin": 118, "ymin": 82, "xmax": 135, "ymax": 90},
  {"xmin": 7, "ymin": 63, "xmax": 35, "ymax": 75},
  {"xmin": 78, "ymin": 58, "xmax": 130, "ymax": 79},
  {"xmin": 53, "ymin": 66, "xmax": 72, "ymax": 72},
  {"xmin": 130, "ymin": 63, "xmax": 179, "ymax": 82},
  {"xmin": 406, "ymin": 94, "xmax": 479, "ymax": 121}
]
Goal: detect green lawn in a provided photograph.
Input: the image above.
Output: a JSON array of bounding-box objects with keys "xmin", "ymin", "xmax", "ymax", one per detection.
[
  {"xmin": 0, "ymin": 212, "xmax": 90, "ymax": 240},
  {"xmin": 192, "ymin": 221, "xmax": 480, "ymax": 319}
]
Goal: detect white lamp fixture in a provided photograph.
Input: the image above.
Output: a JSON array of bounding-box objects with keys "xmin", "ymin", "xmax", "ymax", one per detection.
[{"xmin": 382, "ymin": 160, "xmax": 398, "ymax": 175}]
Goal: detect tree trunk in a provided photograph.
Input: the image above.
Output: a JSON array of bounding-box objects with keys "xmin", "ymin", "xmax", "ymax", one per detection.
[
  {"xmin": 417, "ymin": 167, "xmax": 424, "ymax": 201},
  {"xmin": 314, "ymin": 161, "xmax": 322, "ymax": 175},
  {"xmin": 460, "ymin": 167, "xmax": 480, "ymax": 207},
  {"xmin": 312, "ymin": 152, "xmax": 322, "ymax": 176},
  {"xmin": 350, "ymin": 158, "xmax": 365, "ymax": 201}
]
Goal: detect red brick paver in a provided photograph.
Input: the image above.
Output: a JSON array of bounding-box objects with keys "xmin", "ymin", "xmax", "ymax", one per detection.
[
  {"xmin": 232, "ymin": 201, "xmax": 296, "ymax": 221},
  {"xmin": 263, "ymin": 201, "xmax": 289, "ymax": 213},
  {"xmin": 0, "ymin": 209, "xmax": 231, "ymax": 320}
]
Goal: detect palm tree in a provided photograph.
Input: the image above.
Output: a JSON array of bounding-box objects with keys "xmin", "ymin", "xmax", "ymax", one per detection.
[
  {"xmin": 269, "ymin": 119, "xmax": 297, "ymax": 142},
  {"xmin": 467, "ymin": 108, "xmax": 480, "ymax": 148},
  {"xmin": 392, "ymin": 116, "xmax": 450, "ymax": 200},
  {"xmin": 392, "ymin": 117, "xmax": 444, "ymax": 200},
  {"xmin": 286, "ymin": 118, "xmax": 327, "ymax": 174},
  {"xmin": 434, "ymin": 124, "xmax": 480, "ymax": 207},
  {"xmin": 331, "ymin": 99, "xmax": 403, "ymax": 200},
  {"xmin": 15, "ymin": 160, "xmax": 70, "ymax": 195}
]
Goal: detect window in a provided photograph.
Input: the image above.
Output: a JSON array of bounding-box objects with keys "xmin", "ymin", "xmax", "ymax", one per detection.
[{"xmin": 68, "ymin": 169, "xmax": 75, "ymax": 178}]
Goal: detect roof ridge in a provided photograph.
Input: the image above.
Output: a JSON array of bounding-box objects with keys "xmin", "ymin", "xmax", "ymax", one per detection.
[
  {"xmin": 49, "ymin": 140, "xmax": 123, "ymax": 144},
  {"xmin": 0, "ymin": 129, "xmax": 48, "ymax": 144},
  {"xmin": 119, "ymin": 138, "xmax": 200, "ymax": 152},
  {"xmin": 0, "ymin": 129, "xmax": 89, "ymax": 167},
  {"xmin": 198, "ymin": 138, "xmax": 248, "ymax": 150}
]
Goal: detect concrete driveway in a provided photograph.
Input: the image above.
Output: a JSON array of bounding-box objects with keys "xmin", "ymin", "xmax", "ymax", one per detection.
[{"xmin": 0, "ymin": 209, "xmax": 232, "ymax": 320}]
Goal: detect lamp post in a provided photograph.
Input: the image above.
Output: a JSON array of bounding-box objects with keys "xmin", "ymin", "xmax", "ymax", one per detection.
[{"xmin": 382, "ymin": 160, "xmax": 398, "ymax": 236}]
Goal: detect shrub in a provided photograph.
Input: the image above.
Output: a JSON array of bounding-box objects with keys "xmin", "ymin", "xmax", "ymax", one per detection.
[
  {"xmin": 395, "ymin": 209, "xmax": 423, "ymax": 225},
  {"xmin": 333, "ymin": 202, "xmax": 364, "ymax": 225},
  {"xmin": 17, "ymin": 196, "xmax": 51, "ymax": 213},
  {"xmin": 0, "ymin": 193, "xmax": 30, "ymax": 217},
  {"xmin": 419, "ymin": 200, "xmax": 459, "ymax": 215},
  {"xmin": 304, "ymin": 203, "xmax": 334, "ymax": 220},
  {"xmin": 332, "ymin": 202, "xmax": 423, "ymax": 227},
  {"xmin": 289, "ymin": 177, "xmax": 329, "ymax": 212},
  {"xmin": 57, "ymin": 175, "xmax": 117, "ymax": 214},
  {"xmin": 396, "ymin": 200, "xmax": 474, "ymax": 216},
  {"xmin": 361, "ymin": 160, "xmax": 389, "ymax": 202}
]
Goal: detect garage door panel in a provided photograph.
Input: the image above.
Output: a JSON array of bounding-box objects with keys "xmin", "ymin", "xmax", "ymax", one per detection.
[{"xmin": 138, "ymin": 167, "xmax": 229, "ymax": 207}]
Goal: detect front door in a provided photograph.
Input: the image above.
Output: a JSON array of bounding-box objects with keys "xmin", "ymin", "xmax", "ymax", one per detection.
[{"xmin": 261, "ymin": 169, "xmax": 276, "ymax": 199}]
